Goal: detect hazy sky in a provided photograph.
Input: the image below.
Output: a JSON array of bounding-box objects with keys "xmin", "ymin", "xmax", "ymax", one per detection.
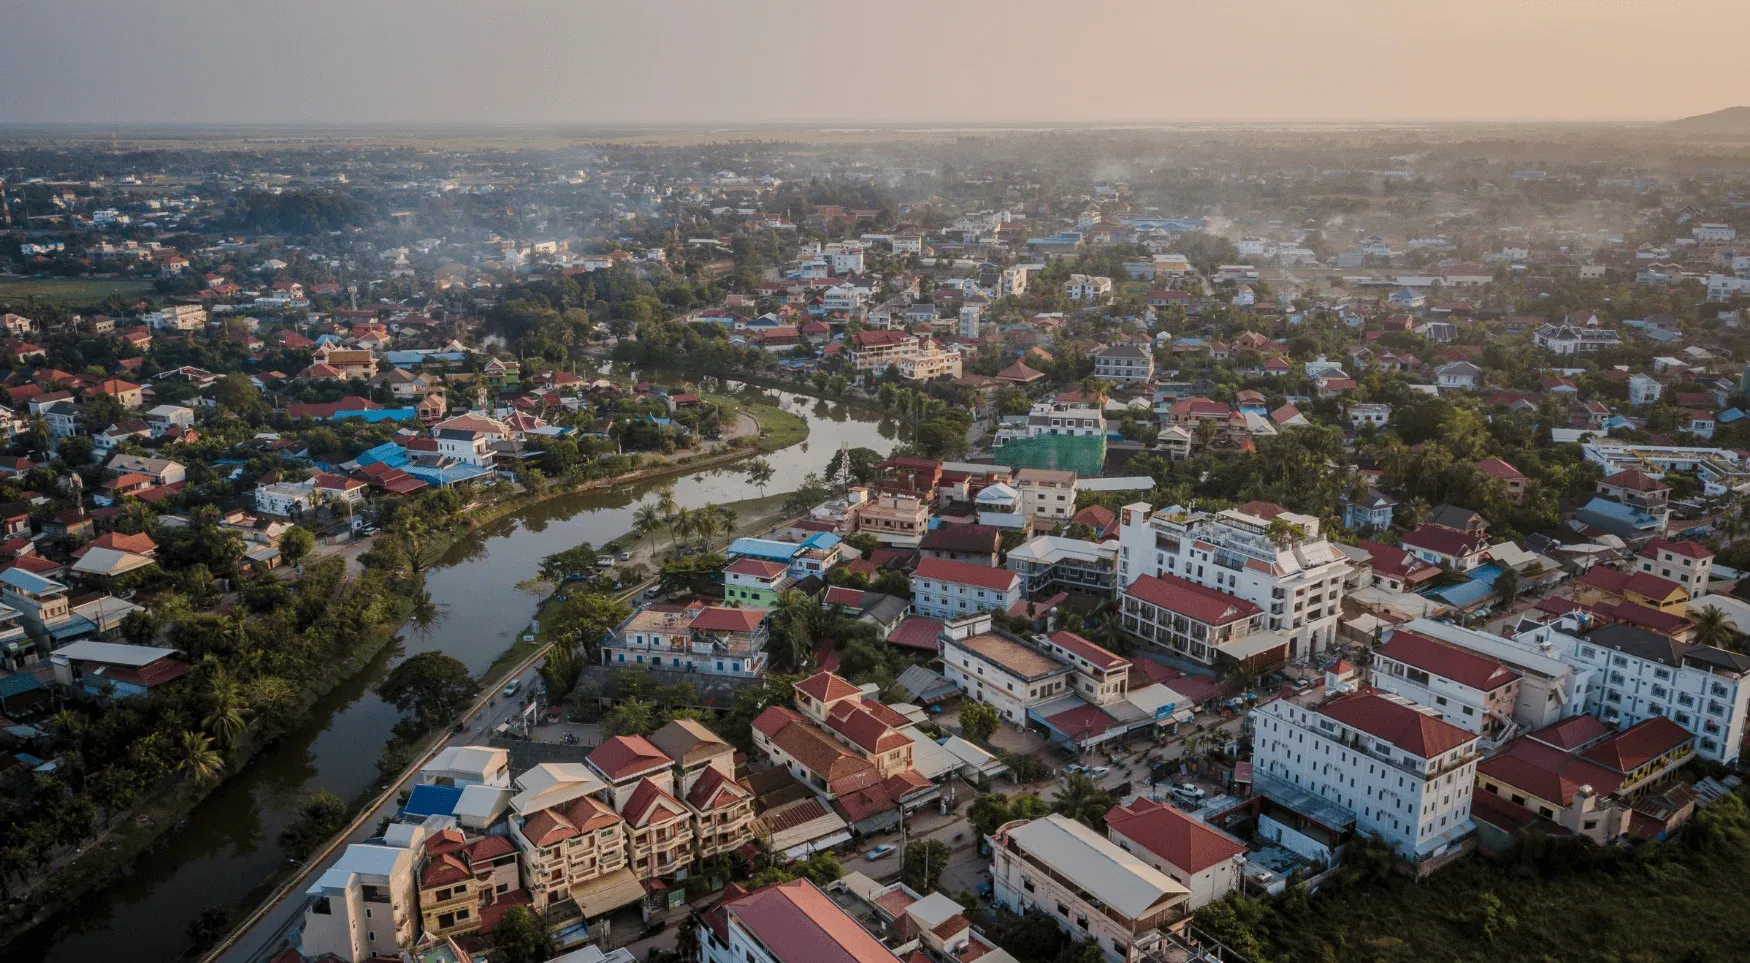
[{"xmin": 3, "ymin": 0, "xmax": 1747, "ymax": 126}]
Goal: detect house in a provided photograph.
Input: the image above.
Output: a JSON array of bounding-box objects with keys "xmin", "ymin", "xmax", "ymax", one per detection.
[
  {"xmin": 1093, "ymin": 343, "xmax": 1154, "ymax": 384},
  {"xmin": 1252, "ymin": 688, "xmax": 1478, "ymax": 862},
  {"xmin": 1372, "ymin": 629, "xmax": 1523, "ymax": 747},
  {"xmin": 647, "ymin": 718, "xmax": 757, "ymax": 859},
  {"xmin": 85, "ymin": 378, "xmax": 145, "ymax": 409},
  {"xmin": 990, "ymin": 815, "xmax": 1189, "ymax": 963},
  {"xmin": 415, "ymin": 830, "xmax": 524, "ymax": 942},
  {"xmin": 1105, "ymin": 797, "xmax": 1247, "ymax": 910},
  {"xmin": 910, "ymin": 558, "xmax": 1022, "ymax": 619},
  {"xmin": 1347, "ymin": 403, "xmax": 1390, "ymax": 429},
  {"xmin": 1628, "ymin": 373, "xmax": 1663, "ymax": 406},
  {"xmin": 300, "ymin": 819, "xmax": 441, "ymax": 963},
  {"xmin": 49, "ymin": 639, "xmax": 190, "ymax": 699},
  {"xmin": 1433, "ymin": 361, "xmax": 1481, "ymax": 390},
  {"xmin": 1014, "ymin": 468, "xmax": 1079, "ymax": 523},
  {"xmin": 1573, "ymin": 568, "xmax": 1688, "ymax": 614},
  {"xmin": 919, "ymin": 524, "xmax": 1002, "ymax": 567},
  {"xmin": 1005, "ymin": 536, "xmax": 1118, "ymax": 600},
  {"xmin": 703, "ymin": 879, "xmax": 906, "ymax": 963},
  {"xmin": 143, "ymin": 404, "xmax": 196, "ymax": 435},
  {"xmin": 1475, "ymin": 715, "xmax": 1695, "ymax": 843},
  {"xmin": 1065, "ymin": 275, "xmax": 1113, "ymax": 302},
  {"xmin": 1635, "ymin": 539, "xmax": 1714, "ymax": 598},
  {"xmin": 603, "ymin": 605, "xmax": 769, "ymax": 677},
  {"xmin": 1596, "ymin": 471, "xmax": 1670, "ymax": 514},
  {"xmin": 505, "ymin": 765, "xmax": 640, "ymax": 919},
  {"xmin": 255, "ymin": 479, "xmax": 316, "ymax": 517},
  {"xmin": 724, "ymin": 558, "xmax": 794, "ymax": 608},
  {"xmin": 1399, "ymin": 524, "xmax": 1490, "ymax": 572},
  {"xmin": 1341, "ymin": 489, "xmax": 1397, "ymax": 531},
  {"xmin": 1476, "ymin": 458, "xmax": 1527, "ymax": 503},
  {"xmin": 1533, "ymin": 324, "xmax": 1621, "ymax": 355},
  {"xmin": 106, "ymin": 454, "xmax": 187, "ymax": 486}
]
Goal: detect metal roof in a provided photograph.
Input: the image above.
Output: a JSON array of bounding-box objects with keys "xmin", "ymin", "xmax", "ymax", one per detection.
[{"xmin": 1003, "ymin": 815, "xmax": 1188, "ymax": 918}]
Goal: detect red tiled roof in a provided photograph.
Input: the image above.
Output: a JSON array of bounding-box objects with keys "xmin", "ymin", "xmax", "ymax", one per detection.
[
  {"xmin": 1043, "ymin": 702, "xmax": 1122, "ymax": 740},
  {"xmin": 1377, "ymin": 630, "xmax": 1519, "ymax": 691},
  {"xmin": 1601, "ymin": 469, "xmax": 1667, "ymax": 492},
  {"xmin": 587, "ymin": 735, "xmax": 672, "ymax": 781},
  {"xmin": 1319, "ymin": 689, "xmax": 1475, "ymax": 758},
  {"xmin": 1048, "ymin": 630, "xmax": 1128, "ymax": 671},
  {"xmin": 1637, "ymin": 538, "xmax": 1713, "ymax": 561},
  {"xmin": 727, "ymin": 558, "xmax": 789, "ymax": 579},
  {"xmin": 727, "ymin": 879, "xmax": 903, "ymax": 963},
  {"xmin": 1476, "ymin": 458, "xmax": 1525, "ymax": 480},
  {"xmin": 1479, "ymin": 738, "xmax": 1624, "ymax": 807},
  {"xmin": 1398, "ymin": 525, "xmax": 1488, "ymax": 560},
  {"xmin": 623, "ymin": 777, "xmax": 689, "ymax": 828},
  {"xmin": 1529, "ymin": 715, "xmax": 1610, "ymax": 751},
  {"xmin": 826, "ymin": 701, "xmax": 911, "ymax": 754},
  {"xmin": 1355, "ymin": 540, "xmax": 1440, "ymax": 582},
  {"xmin": 1579, "ymin": 716, "xmax": 1694, "ymax": 774},
  {"xmin": 912, "ymin": 557, "xmax": 1018, "ymax": 593},
  {"xmin": 887, "ymin": 616, "xmax": 943, "ymax": 652},
  {"xmin": 1107, "ymin": 797, "xmax": 1247, "ymax": 874},
  {"xmin": 1124, "ymin": 573, "xmax": 1260, "ymax": 626},
  {"xmin": 918, "ymin": 524, "xmax": 1001, "ymax": 555},
  {"xmin": 691, "ymin": 607, "xmax": 767, "ymax": 633},
  {"xmin": 796, "ymin": 671, "xmax": 862, "ymax": 704}
]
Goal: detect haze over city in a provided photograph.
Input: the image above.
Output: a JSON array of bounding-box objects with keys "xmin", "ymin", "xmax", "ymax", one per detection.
[{"xmin": 4, "ymin": 0, "xmax": 1750, "ymax": 126}]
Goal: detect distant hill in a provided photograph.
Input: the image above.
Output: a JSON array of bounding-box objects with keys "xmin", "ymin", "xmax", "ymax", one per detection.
[{"xmin": 1667, "ymin": 106, "xmax": 1750, "ymax": 130}]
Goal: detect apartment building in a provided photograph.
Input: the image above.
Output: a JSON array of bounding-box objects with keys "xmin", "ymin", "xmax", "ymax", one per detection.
[
  {"xmin": 853, "ymin": 489, "xmax": 933, "ymax": 546},
  {"xmin": 1635, "ymin": 538, "xmax": 1714, "ymax": 598},
  {"xmin": 1401, "ymin": 618, "xmax": 1588, "ymax": 731},
  {"xmin": 1105, "ymin": 798, "xmax": 1247, "ymax": 910},
  {"xmin": 847, "ymin": 330, "xmax": 924, "ymax": 372},
  {"xmin": 1521, "ymin": 617, "xmax": 1750, "ymax": 763},
  {"xmin": 1475, "ymin": 714, "xmax": 1695, "ymax": 844},
  {"xmin": 724, "ymin": 558, "xmax": 794, "ymax": 607},
  {"xmin": 1117, "ymin": 501, "xmax": 1349, "ymax": 664},
  {"xmin": 1122, "ymin": 572, "xmax": 1280, "ymax": 668},
  {"xmin": 702, "ymin": 878, "xmax": 905, "ymax": 963},
  {"xmin": 910, "ymin": 558, "xmax": 1022, "ymax": 620},
  {"xmin": 939, "ymin": 617, "xmax": 1076, "ymax": 725},
  {"xmin": 1252, "ymin": 689, "xmax": 1479, "ymax": 862},
  {"xmin": 1093, "ymin": 343, "xmax": 1154, "ymax": 384},
  {"xmin": 1370, "ymin": 630, "xmax": 1522, "ymax": 748},
  {"xmin": 990, "ymin": 815, "xmax": 1189, "ymax": 963},
  {"xmin": 793, "ymin": 671, "xmax": 916, "ymax": 778},
  {"xmin": 508, "ymin": 767, "xmax": 638, "ymax": 918},
  {"xmin": 1005, "ymin": 535, "xmax": 1118, "ymax": 598},
  {"xmin": 1021, "ymin": 402, "xmax": 1106, "ymax": 440},
  {"xmin": 602, "ymin": 605, "xmax": 768, "ymax": 677},
  {"xmin": 895, "ymin": 340, "xmax": 963, "ymax": 381},
  {"xmin": 415, "ymin": 829, "xmax": 521, "ymax": 941},
  {"xmin": 648, "ymin": 719, "xmax": 757, "ymax": 859},
  {"xmin": 1064, "ymin": 274, "xmax": 1114, "ymax": 302},
  {"xmin": 300, "ymin": 818, "xmax": 441, "ymax": 962},
  {"xmin": 1015, "ymin": 468, "xmax": 1079, "ymax": 523}
]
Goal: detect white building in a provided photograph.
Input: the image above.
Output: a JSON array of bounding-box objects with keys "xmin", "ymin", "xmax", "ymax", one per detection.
[
  {"xmin": 1706, "ymin": 274, "xmax": 1750, "ymax": 302},
  {"xmin": 1117, "ymin": 501, "xmax": 1349, "ymax": 663},
  {"xmin": 300, "ymin": 818, "xmax": 444, "ymax": 962},
  {"xmin": 1520, "ymin": 617, "xmax": 1750, "ymax": 763},
  {"xmin": 148, "ymin": 304, "xmax": 207, "ymax": 331},
  {"xmin": 255, "ymin": 479, "xmax": 316, "ymax": 517},
  {"xmin": 1065, "ymin": 274, "xmax": 1113, "ymax": 302},
  {"xmin": 1251, "ymin": 689, "xmax": 1478, "ymax": 862},
  {"xmin": 990, "ymin": 815, "xmax": 1189, "ymax": 963},
  {"xmin": 1370, "ymin": 629, "xmax": 1523, "ymax": 748},
  {"xmin": 910, "ymin": 558, "xmax": 1022, "ymax": 620},
  {"xmin": 1093, "ymin": 343, "xmax": 1154, "ymax": 384},
  {"xmin": 1628, "ymin": 373, "xmax": 1663, "ymax": 406},
  {"xmin": 1395, "ymin": 618, "xmax": 1589, "ymax": 732},
  {"xmin": 1014, "ymin": 468, "xmax": 1079, "ymax": 523},
  {"xmin": 1347, "ymin": 403, "xmax": 1390, "ymax": 429},
  {"xmin": 703, "ymin": 878, "xmax": 903, "ymax": 963},
  {"xmin": 1694, "ymin": 223, "xmax": 1737, "ymax": 243},
  {"xmin": 1105, "ymin": 798, "xmax": 1246, "ymax": 910}
]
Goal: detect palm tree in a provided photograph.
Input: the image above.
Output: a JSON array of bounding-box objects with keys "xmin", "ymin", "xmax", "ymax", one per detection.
[
  {"xmin": 672, "ymin": 507, "xmax": 697, "ymax": 549},
  {"xmin": 771, "ymin": 589, "xmax": 813, "ymax": 669},
  {"xmin": 634, "ymin": 503, "xmax": 664, "ymax": 555},
  {"xmin": 654, "ymin": 486, "xmax": 678, "ymax": 519},
  {"xmin": 1051, "ymin": 773, "xmax": 1114, "ymax": 830},
  {"xmin": 1079, "ymin": 377, "xmax": 1113, "ymax": 407},
  {"xmin": 176, "ymin": 730, "xmax": 225, "ymax": 784},
  {"xmin": 1692, "ymin": 606, "xmax": 1741, "ymax": 651},
  {"xmin": 203, "ymin": 672, "xmax": 251, "ymax": 748}
]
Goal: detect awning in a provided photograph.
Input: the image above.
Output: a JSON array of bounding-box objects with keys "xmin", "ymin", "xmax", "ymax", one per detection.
[
  {"xmin": 1217, "ymin": 629, "xmax": 1291, "ymax": 661},
  {"xmin": 568, "ymin": 868, "xmax": 645, "ymax": 918}
]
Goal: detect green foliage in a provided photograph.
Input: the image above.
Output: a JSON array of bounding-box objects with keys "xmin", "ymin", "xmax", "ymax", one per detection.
[
  {"xmin": 280, "ymin": 790, "xmax": 348, "ymax": 857},
  {"xmin": 958, "ymin": 700, "xmax": 1001, "ymax": 744},
  {"xmin": 968, "ymin": 792, "xmax": 1052, "ymax": 838},
  {"xmin": 1051, "ymin": 774, "xmax": 1114, "ymax": 831},
  {"xmin": 903, "ymin": 838, "xmax": 951, "ymax": 893},
  {"xmin": 538, "ymin": 543, "xmax": 598, "ymax": 582},
  {"xmin": 280, "ymin": 525, "xmax": 316, "ymax": 566},
  {"xmin": 490, "ymin": 905, "xmax": 557, "ymax": 963},
  {"xmin": 983, "ymin": 908, "xmax": 1070, "ymax": 963},
  {"xmin": 376, "ymin": 651, "xmax": 475, "ymax": 729}
]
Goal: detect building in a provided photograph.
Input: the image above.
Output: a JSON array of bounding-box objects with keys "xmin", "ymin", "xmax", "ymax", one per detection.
[
  {"xmin": 255, "ymin": 479, "xmax": 316, "ymax": 517},
  {"xmin": 725, "ymin": 558, "xmax": 795, "ymax": 608},
  {"xmin": 1347, "ymin": 403, "xmax": 1390, "ymax": 429},
  {"xmin": 702, "ymin": 878, "xmax": 905, "ymax": 963},
  {"xmin": 415, "ymin": 829, "xmax": 523, "ymax": 942},
  {"xmin": 1634, "ymin": 539, "xmax": 1714, "ymax": 598},
  {"xmin": 1475, "ymin": 458, "xmax": 1527, "ymax": 503},
  {"xmin": 1340, "ymin": 490, "xmax": 1397, "ymax": 532},
  {"xmin": 1398, "ymin": 524, "xmax": 1490, "ymax": 572},
  {"xmin": 990, "ymin": 815, "xmax": 1189, "ymax": 963},
  {"xmin": 648, "ymin": 718, "xmax": 757, "ymax": 859},
  {"xmin": 1005, "ymin": 535, "xmax": 1118, "ymax": 599},
  {"xmin": 853, "ymin": 489, "xmax": 932, "ymax": 547},
  {"xmin": 1093, "ymin": 344, "xmax": 1154, "ymax": 384},
  {"xmin": 603, "ymin": 605, "xmax": 769, "ymax": 677},
  {"xmin": 1370, "ymin": 629, "xmax": 1523, "ymax": 747},
  {"xmin": 1105, "ymin": 797, "xmax": 1247, "ymax": 909},
  {"xmin": 300, "ymin": 818, "xmax": 441, "ymax": 962},
  {"xmin": 1572, "ymin": 568, "xmax": 1687, "ymax": 615},
  {"xmin": 910, "ymin": 558, "xmax": 1022, "ymax": 620},
  {"xmin": 1628, "ymin": 373, "xmax": 1663, "ymax": 406},
  {"xmin": 1251, "ymin": 689, "xmax": 1479, "ymax": 863},
  {"xmin": 918, "ymin": 524, "xmax": 1002, "ymax": 567},
  {"xmin": 1533, "ymin": 324, "xmax": 1622, "ymax": 355},
  {"xmin": 1582, "ymin": 440, "xmax": 1750, "ymax": 498},
  {"xmin": 1065, "ymin": 275, "xmax": 1113, "ymax": 302},
  {"xmin": 506, "ymin": 765, "xmax": 641, "ymax": 919},
  {"xmin": 1117, "ymin": 501, "xmax": 1349, "ymax": 663},
  {"xmin": 1014, "ymin": 468, "xmax": 1079, "ymax": 523},
  {"xmin": 1399, "ymin": 618, "xmax": 1589, "ymax": 732},
  {"xmin": 1120, "ymin": 572, "xmax": 1282, "ymax": 669},
  {"xmin": 1475, "ymin": 715, "xmax": 1695, "ymax": 843}
]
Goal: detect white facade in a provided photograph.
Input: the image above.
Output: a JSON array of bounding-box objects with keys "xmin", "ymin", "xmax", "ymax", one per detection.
[
  {"xmin": 148, "ymin": 304, "xmax": 207, "ymax": 331},
  {"xmin": 910, "ymin": 561, "xmax": 1022, "ymax": 620},
  {"xmin": 1347, "ymin": 403, "xmax": 1390, "ymax": 428},
  {"xmin": 255, "ymin": 480, "xmax": 316, "ymax": 517},
  {"xmin": 1065, "ymin": 274, "xmax": 1113, "ymax": 302},
  {"xmin": 1251, "ymin": 692, "xmax": 1478, "ymax": 861},
  {"xmin": 1628, "ymin": 373, "xmax": 1662, "ymax": 406},
  {"xmin": 1117, "ymin": 502, "xmax": 1349, "ymax": 663}
]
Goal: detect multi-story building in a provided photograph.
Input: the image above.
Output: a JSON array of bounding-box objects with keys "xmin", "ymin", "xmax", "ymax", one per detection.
[
  {"xmin": 1251, "ymin": 689, "xmax": 1479, "ymax": 863},
  {"xmin": 1064, "ymin": 275, "xmax": 1113, "ymax": 302},
  {"xmin": 990, "ymin": 814, "xmax": 1189, "ymax": 963},
  {"xmin": 1015, "ymin": 468, "xmax": 1079, "ymax": 523},
  {"xmin": 1399, "ymin": 618, "xmax": 1588, "ymax": 731},
  {"xmin": 1635, "ymin": 538, "xmax": 1714, "ymax": 598},
  {"xmin": 847, "ymin": 330, "xmax": 924, "ymax": 372},
  {"xmin": 895, "ymin": 340, "xmax": 963, "ymax": 381},
  {"xmin": 1021, "ymin": 403, "xmax": 1106, "ymax": 440},
  {"xmin": 1119, "ymin": 572, "xmax": 1281, "ymax": 668},
  {"xmin": 415, "ymin": 829, "xmax": 522, "ymax": 942},
  {"xmin": 1005, "ymin": 535, "xmax": 1117, "ymax": 598},
  {"xmin": 602, "ymin": 605, "xmax": 768, "ymax": 677},
  {"xmin": 1370, "ymin": 629, "xmax": 1523, "ymax": 747},
  {"xmin": 910, "ymin": 558, "xmax": 1022, "ymax": 620},
  {"xmin": 919, "ymin": 523, "xmax": 1002, "ymax": 567},
  {"xmin": 724, "ymin": 558, "xmax": 794, "ymax": 608},
  {"xmin": 1532, "ymin": 323, "xmax": 1621, "ymax": 355},
  {"xmin": 853, "ymin": 489, "xmax": 933, "ymax": 546},
  {"xmin": 148, "ymin": 304, "xmax": 207, "ymax": 331},
  {"xmin": 1105, "ymin": 797, "xmax": 1246, "ymax": 910},
  {"xmin": 1628, "ymin": 373, "xmax": 1663, "ymax": 406},
  {"xmin": 507, "ymin": 765, "xmax": 639, "ymax": 919},
  {"xmin": 1520, "ymin": 617, "xmax": 1750, "ymax": 763},
  {"xmin": 648, "ymin": 719, "xmax": 756, "ymax": 859},
  {"xmin": 1475, "ymin": 714, "xmax": 1695, "ymax": 844},
  {"xmin": 702, "ymin": 878, "xmax": 905, "ymax": 963},
  {"xmin": 1582, "ymin": 440, "xmax": 1750, "ymax": 498},
  {"xmin": 1093, "ymin": 343, "xmax": 1154, "ymax": 384},
  {"xmin": 0, "ymin": 568, "xmax": 71, "ymax": 638},
  {"xmin": 1572, "ymin": 568, "xmax": 1688, "ymax": 615},
  {"xmin": 1117, "ymin": 501, "xmax": 1349, "ymax": 664},
  {"xmin": 300, "ymin": 817, "xmax": 441, "ymax": 962}
]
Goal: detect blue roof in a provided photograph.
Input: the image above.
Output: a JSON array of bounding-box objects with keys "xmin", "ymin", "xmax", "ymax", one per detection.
[
  {"xmin": 334, "ymin": 407, "xmax": 419, "ymax": 424},
  {"xmin": 402, "ymin": 784, "xmax": 463, "ymax": 819},
  {"xmin": 0, "ymin": 674, "xmax": 45, "ymax": 698},
  {"xmin": 727, "ymin": 538, "xmax": 800, "ymax": 561},
  {"xmin": 801, "ymin": 532, "xmax": 841, "ymax": 551},
  {"xmin": 0, "ymin": 568, "xmax": 66, "ymax": 595},
  {"xmin": 1720, "ymin": 408, "xmax": 1748, "ymax": 424},
  {"xmin": 1579, "ymin": 496, "xmax": 1654, "ymax": 524},
  {"xmin": 357, "ymin": 442, "xmax": 410, "ymax": 469},
  {"xmin": 1428, "ymin": 579, "xmax": 1495, "ymax": 608},
  {"xmin": 403, "ymin": 462, "xmax": 494, "ymax": 487}
]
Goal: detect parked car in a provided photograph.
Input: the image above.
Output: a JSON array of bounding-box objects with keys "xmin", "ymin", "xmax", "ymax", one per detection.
[
  {"xmin": 865, "ymin": 844, "xmax": 896, "ymax": 861},
  {"xmin": 1088, "ymin": 766, "xmax": 1111, "ymax": 777},
  {"xmin": 1171, "ymin": 782, "xmax": 1206, "ymax": 800}
]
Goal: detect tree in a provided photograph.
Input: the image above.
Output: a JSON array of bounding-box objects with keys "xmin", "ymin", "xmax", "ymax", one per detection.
[
  {"xmin": 377, "ymin": 652, "xmax": 476, "ymax": 729},
  {"xmin": 903, "ymin": 838, "xmax": 952, "ymax": 893},
  {"xmin": 604, "ymin": 697, "xmax": 659, "ymax": 736},
  {"xmin": 959, "ymin": 700, "xmax": 1001, "ymax": 744},
  {"xmin": 1051, "ymin": 774, "xmax": 1114, "ymax": 830},
  {"xmin": 634, "ymin": 503, "xmax": 665, "ymax": 556},
  {"xmin": 747, "ymin": 458, "xmax": 775, "ymax": 497},
  {"xmin": 202, "ymin": 670, "xmax": 252, "ymax": 748},
  {"xmin": 281, "ymin": 525, "xmax": 316, "ymax": 567},
  {"xmin": 1494, "ymin": 566, "xmax": 1522, "ymax": 608},
  {"xmin": 280, "ymin": 790, "xmax": 349, "ymax": 856},
  {"xmin": 176, "ymin": 730, "xmax": 225, "ymax": 784},
  {"xmin": 490, "ymin": 906, "xmax": 556, "ymax": 963},
  {"xmin": 1692, "ymin": 605, "xmax": 1741, "ymax": 651},
  {"xmin": 968, "ymin": 792, "xmax": 1051, "ymax": 838}
]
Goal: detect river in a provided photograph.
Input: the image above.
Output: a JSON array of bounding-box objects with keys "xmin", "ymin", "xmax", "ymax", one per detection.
[{"xmin": 14, "ymin": 379, "xmax": 903, "ymax": 963}]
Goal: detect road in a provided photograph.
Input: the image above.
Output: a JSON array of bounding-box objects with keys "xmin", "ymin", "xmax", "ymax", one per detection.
[{"xmin": 214, "ymin": 659, "xmax": 547, "ymax": 963}]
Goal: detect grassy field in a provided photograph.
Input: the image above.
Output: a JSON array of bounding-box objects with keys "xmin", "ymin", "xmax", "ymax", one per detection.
[
  {"xmin": 0, "ymin": 277, "xmax": 155, "ymax": 307},
  {"xmin": 710, "ymin": 392, "xmax": 810, "ymax": 452}
]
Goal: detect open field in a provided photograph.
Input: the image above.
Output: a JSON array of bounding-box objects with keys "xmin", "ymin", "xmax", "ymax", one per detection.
[{"xmin": 0, "ymin": 277, "xmax": 155, "ymax": 307}]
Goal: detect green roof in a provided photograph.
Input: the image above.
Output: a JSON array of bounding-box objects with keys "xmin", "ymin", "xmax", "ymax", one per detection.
[{"xmin": 992, "ymin": 434, "xmax": 1106, "ymax": 476}]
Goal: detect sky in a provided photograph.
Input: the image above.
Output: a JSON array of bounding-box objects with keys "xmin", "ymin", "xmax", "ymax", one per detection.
[{"xmin": 2, "ymin": 0, "xmax": 1748, "ymax": 127}]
